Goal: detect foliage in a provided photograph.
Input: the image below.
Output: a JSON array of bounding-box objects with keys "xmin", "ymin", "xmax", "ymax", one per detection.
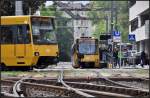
[{"xmin": 88, "ymin": 1, "xmax": 129, "ymax": 42}]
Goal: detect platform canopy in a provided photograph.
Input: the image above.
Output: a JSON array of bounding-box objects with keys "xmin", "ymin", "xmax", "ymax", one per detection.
[{"xmin": 0, "ymin": 0, "xmax": 45, "ymax": 16}]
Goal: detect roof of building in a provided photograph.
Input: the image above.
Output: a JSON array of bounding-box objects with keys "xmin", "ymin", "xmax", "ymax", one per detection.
[{"xmin": 54, "ymin": 1, "xmax": 90, "ymax": 19}]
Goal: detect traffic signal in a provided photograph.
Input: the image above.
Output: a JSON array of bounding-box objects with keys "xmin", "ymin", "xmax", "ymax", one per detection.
[{"xmin": 100, "ymin": 34, "xmax": 111, "ymax": 40}]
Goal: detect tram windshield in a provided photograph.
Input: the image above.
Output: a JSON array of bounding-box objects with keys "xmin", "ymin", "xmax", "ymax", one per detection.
[
  {"xmin": 31, "ymin": 17, "xmax": 57, "ymax": 44},
  {"xmin": 78, "ymin": 39, "xmax": 97, "ymax": 54}
]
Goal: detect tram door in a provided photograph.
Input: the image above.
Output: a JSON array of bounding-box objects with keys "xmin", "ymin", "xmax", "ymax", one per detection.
[
  {"xmin": 15, "ymin": 25, "xmax": 29, "ymax": 65},
  {"xmin": 1, "ymin": 25, "xmax": 29, "ymax": 65}
]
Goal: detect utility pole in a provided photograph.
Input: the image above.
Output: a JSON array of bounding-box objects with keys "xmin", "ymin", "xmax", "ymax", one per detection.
[
  {"xmin": 106, "ymin": 16, "xmax": 108, "ymax": 33},
  {"xmin": 114, "ymin": 1, "xmax": 121, "ymax": 68},
  {"xmin": 15, "ymin": 1, "xmax": 23, "ymax": 15},
  {"xmin": 111, "ymin": 1, "xmax": 114, "ymax": 33},
  {"xmin": 114, "ymin": 1, "xmax": 118, "ymax": 31},
  {"xmin": 29, "ymin": 7, "xmax": 31, "ymax": 15},
  {"xmin": 111, "ymin": 1, "xmax": 114, "ymax": 68}
]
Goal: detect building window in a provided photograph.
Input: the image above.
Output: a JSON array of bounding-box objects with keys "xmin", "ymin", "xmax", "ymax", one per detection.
[
  {"xmin": 140, "ymin": 14, "xmax": 149, "ymax": 26},
  {"xmin": 129, "ymin": 1, "xmax": 136, "ymax": 8},
  {"xmin": 81, "ymin": 20, "xmax": 83, "ymax": 25},
  {"xmin": 76, "ymin": 20, "xmax": 78, "ymax": 25},
  {"xmin": 131, "ymin": 18, "xmax": 138, "ymax": 31},
  {"xmin": 137, "ymin": 42, "xmax": 140, "ymax": 52}
]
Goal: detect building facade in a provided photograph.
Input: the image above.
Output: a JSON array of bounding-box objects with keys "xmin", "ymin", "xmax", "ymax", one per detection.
[
  {"xmin": 56, "ymin": 1, "xmax": 92, "ymax": 41},
  {"xmin": 129, "ymin": 1, "xmax": 149, "ymax": 57}
]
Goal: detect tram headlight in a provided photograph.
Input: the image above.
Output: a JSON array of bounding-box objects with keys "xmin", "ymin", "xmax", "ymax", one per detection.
[{"xmin": 34, "ymin": 52, "xmax": 39, "ymax": 56}]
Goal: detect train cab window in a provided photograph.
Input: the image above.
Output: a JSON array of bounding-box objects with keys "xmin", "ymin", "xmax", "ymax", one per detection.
[
  {"xmin": 78, "ymin": 39, "xmax": 97, "ymax": 54},
  {"xmin": 31, "ymin": 17, "xmax": 56, "ymax": 44}
]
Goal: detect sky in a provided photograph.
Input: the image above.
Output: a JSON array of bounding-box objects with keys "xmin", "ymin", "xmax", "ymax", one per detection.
[{"xmin": 45, "ymin": 1, "xmax": 90, "ymax": 6}]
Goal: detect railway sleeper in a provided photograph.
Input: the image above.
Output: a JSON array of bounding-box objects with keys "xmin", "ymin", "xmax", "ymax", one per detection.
[
  {"xmin": 64, "ymin": 81, "xmax": 149, "ymax": 97},
  {"xmin": 3, "ymin": 79, "xmax": 148, "ymax": 97},
  {"xmin": 20, "ymin": 82, "xmax": 93, "ymax": 97},
  {"xmin": 79, "ymin": 88, "xmax": 133, "ymax": 98}
]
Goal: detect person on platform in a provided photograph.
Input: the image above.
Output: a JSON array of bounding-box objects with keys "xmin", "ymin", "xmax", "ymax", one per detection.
[
  {"xmin": 113, "ymin": 48, "xmax": 119, "ymax": 68},
  {"xmin": 140, "ymin": 51, "xmax": 146, "ymax": 67}
]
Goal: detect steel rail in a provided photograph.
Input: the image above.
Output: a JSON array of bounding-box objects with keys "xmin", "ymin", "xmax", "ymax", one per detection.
[
  {"xmin": 92, "ymin": 70, "xmax": 146, "ymax": 89},
  {"xmin": 2, "ymin": 76, "xmax": 149, "ymax": 82},
  {"xmin": 101, "ymin": 77, "xmax": 134, "ymax": 88},
  {"xmin": 57, "ymin": 69, "xmax": 133, "ymax": 98},
  {"xmin": 24, "ymin": 79, "xmax": 149, "ymax": 97},
  {"xmin": 78, "ymin": 89, "xmax": 132, "ymax": 98},
  {"xmin": 1, "ymin": 80, "xmax": 16, "ymax": 85},
  {"xmin": 2, "ymin": 76, "xmax": 149, "ymax": 91},
  {"xmin": 2, "ymin": 78, "xmax": 149, "ymax": 97},
  {"xmin": 1, "ymin": 92, "xmax": 19, "ymax": 97},
  {"xmin": 58, "ymin": 67, "xmax": 95, "ymax": 97},
  {"xmin": 20, "ymin": 81, "xmax": 92, "ymax": 97},
  {"xmin": 20, "ymin": 79, "xmax": 132, "ymax": 97},
  {"xmin": 65, "ymin": 81, "xmax": 149, "ymax": 96},
  {"xmin": 12, "ymin": 76, "xmax": 31, "ymax": 97}
]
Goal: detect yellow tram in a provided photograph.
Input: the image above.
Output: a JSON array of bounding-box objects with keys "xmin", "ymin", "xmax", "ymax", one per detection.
[
  {"xmin": 0, "ymin": 16, "xmax": 59, "ymax": 70},
  {"xmin": 71, "ymin": 37, "xmax": 100, "ymax": 68}
]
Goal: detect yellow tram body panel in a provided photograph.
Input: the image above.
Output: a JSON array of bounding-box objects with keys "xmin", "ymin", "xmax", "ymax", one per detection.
[
  {"xmin": 1, "ymin": 16, "xmax": 37, "ymax": 66},
  {"xmin": 1, "ymin": 16, "xmax": 30, "ymax": 25},
  {"xmin": 1, "ymin": 43, "xmax": 38, "ymax": 66},
  {"xmin": 1, "ymin": 16, "xmax": 58, "ymax": 68},
  {"xmin": 80, "ymin": 55, "xmax": 99, "ymax": 62},
  {"xmin": 33, "ymin": 45, "xmax": 59, "ymax": 56},
  {"xmin": 80, "ymin": 55, "xmax": 100, "ymax": 67},
  {"xmin": 73, "ymin": 53, "xmax": 100, "ymax": 68}
]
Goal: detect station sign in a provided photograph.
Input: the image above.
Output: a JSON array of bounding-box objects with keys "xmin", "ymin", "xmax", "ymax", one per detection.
[
  {"xmin": 108, "ymin": 39, "xmax": 112, "ymax": 44},
  {"xmin": 113, "ymin": 31, "xmax": 120, "ymax": 36},
  {"xmin": 100, "ymin": 34, "xmax": 111, "ymax": 40},
  {"xmin": 128, "ymin": 34, "xmax": 135, "ymax": 41},
  {"xmin": 113, "ymin": 31, "xmax": 121, "ymax": 42}
]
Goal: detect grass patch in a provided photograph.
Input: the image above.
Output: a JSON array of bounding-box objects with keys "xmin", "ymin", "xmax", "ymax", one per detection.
[
  {"xmin": 134, "ymin": 69, "xmax": 149, "ymax": 74},
  {"xmin": 1, "ymin": 71, "xmax": 25, "ymax": 77}
]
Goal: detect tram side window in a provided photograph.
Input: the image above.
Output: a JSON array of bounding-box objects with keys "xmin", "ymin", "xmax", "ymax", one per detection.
[
  {"xmin": 17, "ymin": 26, "xmax": 24, "ymax": 44},
  {"xmin": 1, "ymin": 25, "xmax": 31, "ymax": 44},
  {"xmin": 1, "ymin": 26, "xmax": 14, "ymax": 44},
  {"xmin": 16, "ymin": 25, "xmax": 30, "ymax": 44}
]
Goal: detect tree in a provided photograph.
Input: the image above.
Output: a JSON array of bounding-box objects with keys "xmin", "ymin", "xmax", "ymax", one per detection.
[{"xmin": 88, "ymin": 1, "xmax": 129, "ymax": 42}]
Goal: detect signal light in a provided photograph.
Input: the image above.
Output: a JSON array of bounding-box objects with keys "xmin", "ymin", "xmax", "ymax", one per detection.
[{"xmin": 100, "ymin": 35, "xmax": 111, "ymax": 40}]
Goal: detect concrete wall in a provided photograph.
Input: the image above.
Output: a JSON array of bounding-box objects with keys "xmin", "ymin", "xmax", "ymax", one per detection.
[
  {"xmin": 131, "ymin": 22, "xmax": 149, "ymax": 41},
  {"xmin": 129, "ymin": 1, "xmax": 149, "ymax": 21},
  {"xmin": 129, "ymin": 1, "xmax": 149, "ymax": 59}
]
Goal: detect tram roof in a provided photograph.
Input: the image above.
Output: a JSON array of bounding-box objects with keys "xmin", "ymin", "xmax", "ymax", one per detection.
[{"xmin": 1, "ymin": 15, "xmax": 55, "ymax": 19}]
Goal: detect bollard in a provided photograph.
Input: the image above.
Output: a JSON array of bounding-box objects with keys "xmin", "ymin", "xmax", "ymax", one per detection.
[
  {"xmin": 108, "ymin": 63, "xmax": 112, "ymax": 69},
  {"xmin": 87, "ymin": 76, "xmax": 91, "ymax": 83}
]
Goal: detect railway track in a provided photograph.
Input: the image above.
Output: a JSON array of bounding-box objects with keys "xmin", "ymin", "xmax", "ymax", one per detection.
[
  {"xmin": 1, "ymin": 78, "xmax": 149, "ymax": 97},
  {"xmin": 1, "ymin": 71, "xmax": 149, "ymax": 98},
  {"xmin": 2, "ymin": 77, "xmax": 149, "ymax": 85},
  {"xmin": 21, "ymin": 81, "xmax": 94, "ymax": 97},
  {"xmin": 1, "ymin": 77, "xmax": 94, "ymax": 97},
  {"xmin": 2, "ymin": 77, "xmax": 149, "ymax": 89},
  {"xmin": 23, "ymin": 79, "xmax": 149, "ymax": 97}
]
